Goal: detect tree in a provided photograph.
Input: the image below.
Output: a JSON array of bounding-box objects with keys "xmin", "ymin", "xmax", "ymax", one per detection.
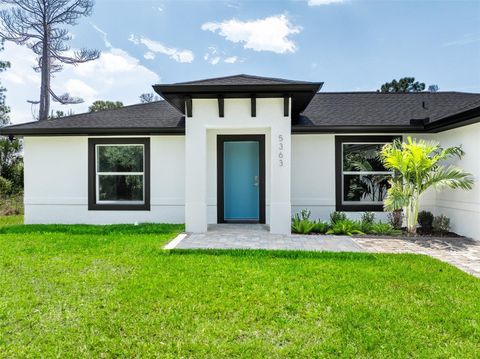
[
  {"xmin": 0, "ymin": 40, "xmax": 10, "ymax": 126},
  {"xmin": 50, "ymin": 109, "xmax": 74, "ymax": 119},
  {"xmin": 0, "ymin": 0, "xmax": 100, "ymax": 121},
  {"xmin": 379, "ymin": 77, "xmax": 426, "ymax": 93},
  {"xmin": 428, "ymin": 84, "xmax": 439, "ymax": 93},
  {"xmin": 0, "ymin": 40, "xmax": 23, "ymax": 197},
  {"xmin": 139, "ymin": 93, "xmax": 160, "ymax": 103},
  {"xmin": 381, "ymin": 137, "xmax": 474, "ymax": 234},
  {"xmin": 89, "ymin": 100, "xmax": 123, "ymax": 112}
]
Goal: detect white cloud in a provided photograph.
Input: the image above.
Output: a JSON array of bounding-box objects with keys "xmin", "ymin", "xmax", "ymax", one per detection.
[
  {"xmin": 201, "ymin": 15, "xmax": 301, "ymax": 54},
  {"xmin": 443, "ymin": 33, "xmax": 480, "ymax": 47},
  {"xmin": 308, "ymin": 0, "xmax": 345, "ymax": 5},
  {"xmin": 210, "ymin": 57, "xmax": 221, "ymax": 65},
  {"xmin": 129, "ymin": 34, "xmax": 194, "ymax": 63},
  {"xmin": 2, "ymin": 30, "xmax": 160, "ymax": 124},
  {"xmin": 144, "ymin": 51, "xmax": 155, "ymax": 60},
  {"xmin": 224, "ymin": 56, "xmax": 238, "ymax": 64},
  {"xmin": 203, "ymin": 46, "xmax": 239, "ymax": 65}
]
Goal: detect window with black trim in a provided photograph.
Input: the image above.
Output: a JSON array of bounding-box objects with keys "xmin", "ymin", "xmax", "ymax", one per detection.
[
  {"xmin": 88, "ymin": 138, "xmax": 150, "ymax": 211},
  {"xmin": 335, "ymin": 136, "xmax": 398, "ymax": 211}
]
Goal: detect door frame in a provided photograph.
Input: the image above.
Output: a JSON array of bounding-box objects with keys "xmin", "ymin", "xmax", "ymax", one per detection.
[{"xmin": 217, "ymin": 134, "xmax": 266, "ymax": 224}]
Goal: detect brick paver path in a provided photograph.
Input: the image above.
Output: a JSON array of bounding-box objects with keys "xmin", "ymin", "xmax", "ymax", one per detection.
[
  {"xmin": 176, "ymin": 224, "xmax": 364, "ymax": 252},
  {"xmin": 171, "ymin": 224, "xmax": 480, "ymax": 278},
  {"xmin": 352, "ymin": 236, "xmax": 480, "ymax": 278}
]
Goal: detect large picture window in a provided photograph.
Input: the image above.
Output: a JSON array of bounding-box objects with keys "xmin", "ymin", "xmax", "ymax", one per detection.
[
  {"xmin": 88, "ymin": 138, "xmax": 150, "ymax": 210},
  {"xmin": 335, "ymin": 136, "xmax": 398, "ymax": 211}
]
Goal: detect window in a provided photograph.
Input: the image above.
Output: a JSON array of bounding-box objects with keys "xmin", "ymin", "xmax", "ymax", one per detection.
[
  {"xmin": 88, "ymin": 138, "xmax": 150, "ymax": 210},
  {"xmin": 335, "ymin": 136, "xmax": 398, "ymax": 211}
]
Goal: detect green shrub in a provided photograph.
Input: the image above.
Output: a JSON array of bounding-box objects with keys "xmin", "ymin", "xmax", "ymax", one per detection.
[
  {"xmin": 418, "ymin": 211, "xmax": 434, "ymax": 231},
  {"xmin": 326, "ymin": 219, "xmax": 364, "ymax": 236},
  {"xmin": 361, "ymin": 212, "xmax": 375, "ymax": 224},
  {"xmin": 387, "ymin": 209, "xmax": 404, "ymax": 229},
  {"xmin": 433, "ymin": 214, "xmax": 450, "ymax": 233},
  {"xmin": 360, "ymin": 212, "xmax": 376, "ymax": 233},
  {"xmin": 0, "ymin": 176, "xmax": 12, "ymax": 195},
  {"xmin": 369, "ymin": 222, "xmax": 401, "ymax": 236},
  {"xmin": 291, "ymin": 209, "xmax": 315, "ymax": 234},
  {"xmin": 312, "ymin": 220, "xmax": 329, "ymax": 234},
  {"xmin": 0, "ymin": 192, "xmax": 23, "ymax": 216},
  {"xmin": 330, "ymin": 211, "xmax": 347, "ymax": 225}
]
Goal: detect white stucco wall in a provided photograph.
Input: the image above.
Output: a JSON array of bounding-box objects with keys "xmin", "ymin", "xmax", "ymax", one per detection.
[
  {"xmin": 185, "ymin": 97, "xmax": 291, "ymax": 234},
  {"xmin": 291, "ymin": 134, "xmax": 335, "ymax": 220},
  {"xmin": 433, "ymin": 122, "xmax": 480, "ymax": 239},
  {"xmin": 22, "ymin": 122, "xmax": 479, "ymax": 239},
  {"xmin": 24, "ymin": 136, "xmax": 185, "ymax": 224}
]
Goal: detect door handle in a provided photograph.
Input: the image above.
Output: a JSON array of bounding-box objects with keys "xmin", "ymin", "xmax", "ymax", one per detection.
[{"xmin": 253, "ymin": 175, "xmax": 259, "ymax": 186}]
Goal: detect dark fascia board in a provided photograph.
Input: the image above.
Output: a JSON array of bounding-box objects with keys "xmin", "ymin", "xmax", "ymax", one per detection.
[
  {"xmin": 153, "ymin": 83, "xmax": 323, "ymax": 95},
  {"xmin": 4, "ymin": 104, "xmax": 479, "ymax": 137},
  {"xmin": 0, "ymin": 126, "xmax": 185, "ymax": 136},
  {"xmin": 425, "ymin": 106, "xmax": 480, "ymax": 132},
  {"xmin": 153, "ymin": 83, "xmax": 323, "ymax": 115},
  {"xmin": 291, "ymin": 125, "xmax": 425, "ymax": 134}
]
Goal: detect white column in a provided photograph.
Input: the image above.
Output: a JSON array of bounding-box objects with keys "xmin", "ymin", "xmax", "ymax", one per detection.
[
  {"xmin": 269, "ymin": 116, "xmax": 292, "ymax": 234},
  {"xmin": 185, "ymin": 120, "xmax": 208, "ymax": 232}
]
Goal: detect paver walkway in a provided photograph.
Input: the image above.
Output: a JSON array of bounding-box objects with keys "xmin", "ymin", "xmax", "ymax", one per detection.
[
  {"xmin": 175, "ymin": 224, "xmax": 364, "ymax": 252},
  {"xmin": 170, "ymin": 224, "xmax": 480, "ymax": 278},
  {"xmin": 352, "ymin": 236, "xmax": 480, "ymax": 278}
]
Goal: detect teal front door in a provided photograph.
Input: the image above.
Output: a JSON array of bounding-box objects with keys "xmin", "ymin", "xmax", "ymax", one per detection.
[{"xmin": 218, "ymin": 136, "xmax": 264, "ymax": 223}]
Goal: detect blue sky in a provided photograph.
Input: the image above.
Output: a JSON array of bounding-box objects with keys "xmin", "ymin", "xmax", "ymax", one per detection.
[{"xmin": 3, "ymin": 0, "xmax": 480, "ymax": 123}]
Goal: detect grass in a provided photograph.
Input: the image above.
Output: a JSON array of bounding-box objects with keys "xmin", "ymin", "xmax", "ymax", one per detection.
[
  {"xmin": 0, "ymin": 217, "xmax": 479, "ymax": 357},
  {"xmin": 0, "ymin": 214, "xmax": 23, "ymax": 226}
]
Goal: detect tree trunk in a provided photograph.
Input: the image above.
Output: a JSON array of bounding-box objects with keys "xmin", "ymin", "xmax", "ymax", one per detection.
[
  {"xmin": 39, "ymin": 30, "xmax": 50, "ymax": 121},
  {"xmin": 405, "ymin": 191, "xmax": 420, "ymax": 234}
]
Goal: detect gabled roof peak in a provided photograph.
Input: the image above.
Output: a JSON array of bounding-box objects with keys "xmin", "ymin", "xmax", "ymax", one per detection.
[{"xmin": 170, "ymin": 74, "xmax": 318, "ymax": 86}]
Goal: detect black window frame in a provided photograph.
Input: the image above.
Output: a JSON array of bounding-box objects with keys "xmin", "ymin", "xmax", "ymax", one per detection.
[
  {"xmin": 88, "ymin": 137, "xmax": 151, "ymax": 211},
  {"xmin": 335, "ymin": 135, "xmax": 399, "ymax": 212}
]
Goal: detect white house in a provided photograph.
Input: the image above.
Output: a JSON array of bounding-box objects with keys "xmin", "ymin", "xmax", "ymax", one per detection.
[{"xmin": 1, "ymin": 75, "xmax": 479, "ymax": 238}]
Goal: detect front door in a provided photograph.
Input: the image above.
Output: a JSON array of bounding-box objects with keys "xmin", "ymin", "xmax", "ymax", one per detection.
[{"xmin": 217, "ymin": 135, "xmax": 265, "ymax": 223}]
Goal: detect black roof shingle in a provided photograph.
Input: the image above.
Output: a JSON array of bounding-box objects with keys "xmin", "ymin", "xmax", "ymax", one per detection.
[{"xmin": 1, "ymin": 86, "xmax": 479, "ymax": 136}]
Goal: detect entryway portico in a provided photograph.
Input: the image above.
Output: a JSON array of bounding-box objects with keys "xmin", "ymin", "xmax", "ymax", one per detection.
[{"xmin": 153, "ymin": 75, "xmax": 322, "ymax": 234}]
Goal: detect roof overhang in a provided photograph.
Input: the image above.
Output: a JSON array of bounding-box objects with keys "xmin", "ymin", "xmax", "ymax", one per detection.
[
  {"xmin": 0, "ymin": 126, "xmax": 185, "ymax": 137},
  {"xmin": 153, "ymin": 83, "xmax": 323, "ymax": 118}
]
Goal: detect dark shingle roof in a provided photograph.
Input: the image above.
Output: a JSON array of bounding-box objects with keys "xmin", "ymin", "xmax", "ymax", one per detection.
[
  {"xmin": 0, "ymin": 101, "xmax": 184, "ymax": 135},
  {"xmin": 171, "ymin": 74, "xmax": 317, "ymax": 86},
  {"xmin": 298, "ymin": 91, "xmax": 480, "ymax": 128},
  {"xmin": 1, "ymin": 90, "xmax": 480, "ymax": 136}
]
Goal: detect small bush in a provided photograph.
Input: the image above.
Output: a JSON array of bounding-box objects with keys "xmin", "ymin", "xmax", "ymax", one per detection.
[
  {"xmin": 326, "ymin": 219, "xmax": 364, "ymax": 236},
  {"xmin": 312, "ymin": 220, "xmax": 329, "ymax": 234},
  {"xmin": 0, "ymin": 193, "xmax": 23, "ymax": 216},
  {"xmin": 418, "ymin": 211, "xmax": 434, "ymax": 231},
  {"xmin": 360, "ymin": 212, "xmax": 376, "ymax": 233},
  {"xmin": 291, "ymin": 209, "xmax": 315, "ymax": 234},
  {"xmin": 433, "ymin": 214, "xmax": 450, "ymax": 234},
  {"xmin": 388, "ymin": 209, "xmax": 403, "ymax": 229},
  {"xmin": 361, "ymin": 212, "xmax": 375, "ymax": 224},
  {"xmin": 0, "ymin": 176, "xmax": 12, "ymax": 195},
  {"xmin": 330, "ymin": 211, "xmax": 347, "ymax": 225},
  {"xmin": 369, "ymin": 222, "xmax": 401, "ymax": 236}
]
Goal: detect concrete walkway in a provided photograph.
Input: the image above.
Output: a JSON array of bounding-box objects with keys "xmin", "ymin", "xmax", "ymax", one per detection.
[
  {"xmin": 174, "ymin": 224, "xmax": 364, "ymax": 252},
  {"xmin": 168, "ymin": 224, "xmax": 480, "ymax": 278}
]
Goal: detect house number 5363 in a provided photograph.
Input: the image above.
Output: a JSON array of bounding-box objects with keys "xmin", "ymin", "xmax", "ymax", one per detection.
[{"xmin": 278, "ymin": 134, "xmax": 284, "ymax": 167}]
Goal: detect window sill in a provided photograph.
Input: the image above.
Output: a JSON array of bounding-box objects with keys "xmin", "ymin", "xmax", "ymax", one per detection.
[
  {"xmin": 88, "ymin": 203, "xmax": 151, "ymax": 211},
  {"xmin": 336, "ymin": 204, "xmax": 385, "ymax": 212}
]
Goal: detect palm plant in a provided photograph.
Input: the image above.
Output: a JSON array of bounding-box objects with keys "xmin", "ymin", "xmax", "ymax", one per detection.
[{"xmin": 380, "ymin": 137, "xmax": 474, "ymax": 234}]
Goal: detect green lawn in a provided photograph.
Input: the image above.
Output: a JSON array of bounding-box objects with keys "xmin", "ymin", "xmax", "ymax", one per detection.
[{"xmin": 0, "ymin": 217, "xmax": 479, "ymax": 358}]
